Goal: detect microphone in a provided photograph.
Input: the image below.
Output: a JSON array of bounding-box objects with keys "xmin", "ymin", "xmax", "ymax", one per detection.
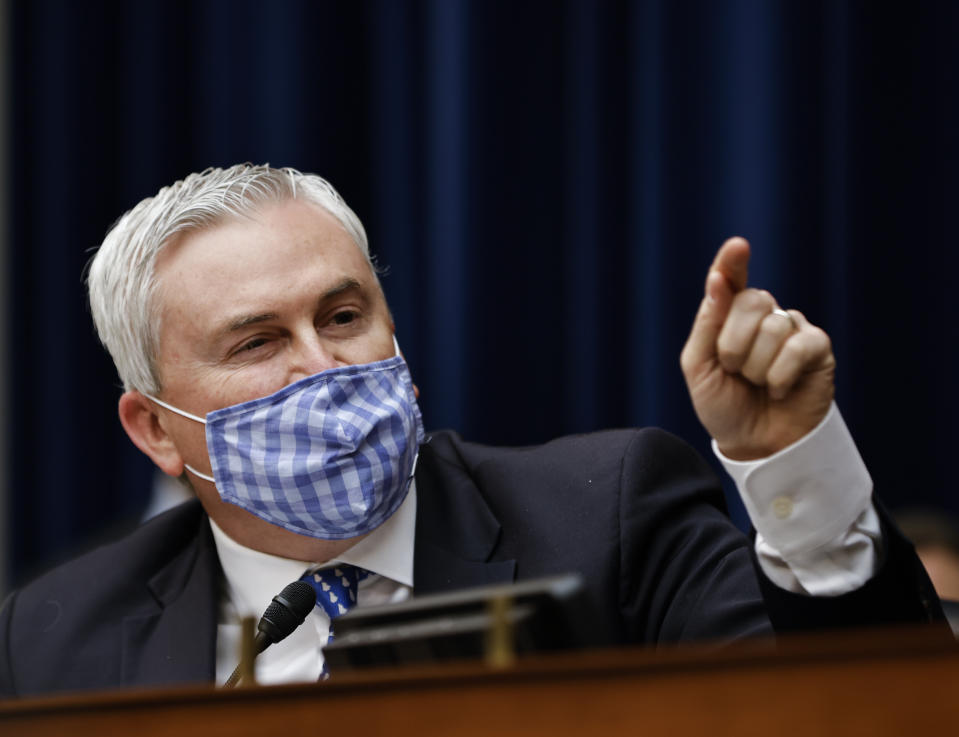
[{"xmin": 223, "ymin": 581, "xmax": 317, "ymax": 688}]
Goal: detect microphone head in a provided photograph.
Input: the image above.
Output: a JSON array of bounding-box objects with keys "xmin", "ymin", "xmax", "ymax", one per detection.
[{"xmin": 258, "ymin": 581, "xmax": 317, "ymax": 644}]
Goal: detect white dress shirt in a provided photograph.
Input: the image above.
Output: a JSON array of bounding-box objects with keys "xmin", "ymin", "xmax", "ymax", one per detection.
[
  {"xmin": 212, "ymin": 484, "xmax": 416, "ymax": 685},
  {"xmin": 213, "ymin": 404, "xmax": 878, "ymax": 684}
]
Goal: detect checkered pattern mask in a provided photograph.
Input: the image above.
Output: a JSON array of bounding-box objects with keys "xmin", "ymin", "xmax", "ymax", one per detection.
[{"xmin": 146, "ymin": 354, "xmax": 423, "ymax": 540}]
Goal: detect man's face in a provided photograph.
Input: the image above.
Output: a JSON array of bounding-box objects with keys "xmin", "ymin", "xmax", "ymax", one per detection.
[{"xmin": 144, "ymin": 198, "xmax": 396, "ymax": 558}]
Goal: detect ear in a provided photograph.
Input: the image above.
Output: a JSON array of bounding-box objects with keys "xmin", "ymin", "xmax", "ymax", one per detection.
[{"xmin": 118, "ymin": 391, "xmax": 185, "ymax": 477}]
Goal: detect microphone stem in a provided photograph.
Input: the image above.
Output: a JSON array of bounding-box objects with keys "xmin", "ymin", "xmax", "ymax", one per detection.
[
  {"xmin": 223, "ymin": 629, "xmax": 269, "ymax": 689},
  {"xmin": 223, "ymin": 663, "xmax": 244, "ymax": 689}
]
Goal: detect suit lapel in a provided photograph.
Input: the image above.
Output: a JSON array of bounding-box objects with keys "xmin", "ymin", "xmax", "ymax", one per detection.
[
  {"xmin": 121, "ymin": 505, "xmax": 220, "ymax": 686},
  {"xmin": 413, "ymin": 433, "xmax": 516, "ymax": 594},
  {"xmin": 118, "ymin": 433, "xmax": 513, "ymax": 685}
]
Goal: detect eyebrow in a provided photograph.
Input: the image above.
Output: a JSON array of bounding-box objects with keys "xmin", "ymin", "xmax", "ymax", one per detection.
[
  {"xmin": 321, "ymin": 277, "xmax": 363, "ymax": 303},
  {"xmin": 219, "ymin": 278, "xmax": 365, "ymax": 334},
  {"xmin": 226, "ymin": 312, "xmax": 278, "ymax": 332}
]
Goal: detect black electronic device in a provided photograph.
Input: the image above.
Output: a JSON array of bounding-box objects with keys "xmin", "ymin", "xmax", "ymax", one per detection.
[{"xmin": 322, "ymin": 574, "xmax": 594, "ymax": 672}]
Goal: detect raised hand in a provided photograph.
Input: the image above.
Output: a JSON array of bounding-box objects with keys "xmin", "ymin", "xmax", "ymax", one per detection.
[{"xmin": 680, "ymin": 237, "xmax": 835, "ymax": 460}]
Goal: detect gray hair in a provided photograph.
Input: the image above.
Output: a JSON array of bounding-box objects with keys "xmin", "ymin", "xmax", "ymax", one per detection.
[{"xmin": 87, "ymin": 164, "xmax": 372, "ymax": 394}]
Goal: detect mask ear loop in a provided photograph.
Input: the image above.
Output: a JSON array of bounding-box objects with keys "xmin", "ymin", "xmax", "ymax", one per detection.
[
  {"xmin": 142, "ymin": 393, "xmax": 207, "ymax": 425},
  {"xmin": 141, "ymin": 393, "xmax": 216, "ymax": 483},
  {"xmin": 390, "ymin": 335, "xmax": 420, "ymax": 483}
]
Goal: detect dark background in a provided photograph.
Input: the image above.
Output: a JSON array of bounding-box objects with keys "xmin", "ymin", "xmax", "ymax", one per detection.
[{"xmin": 6, "ymin": 0, "xmax": 959, "ymax": 590}]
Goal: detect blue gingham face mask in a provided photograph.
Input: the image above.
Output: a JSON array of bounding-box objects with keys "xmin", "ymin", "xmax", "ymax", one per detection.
[{"xmin": 145, "ymin": 350, "xmax": 423, "ymax": 540}]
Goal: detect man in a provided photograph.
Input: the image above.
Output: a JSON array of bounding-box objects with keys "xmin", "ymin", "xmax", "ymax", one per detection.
[{"xmin": 0, "ymin": 165, "xmax": 942, "ymax": 696}]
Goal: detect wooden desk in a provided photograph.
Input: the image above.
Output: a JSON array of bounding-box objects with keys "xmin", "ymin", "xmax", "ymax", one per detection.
[{"xmin": 1, "ymin": 626, "xmax": 956, "ymax": 737}]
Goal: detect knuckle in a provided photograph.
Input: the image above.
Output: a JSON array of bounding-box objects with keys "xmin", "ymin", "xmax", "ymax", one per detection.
[
  {"xmin": 761, "ymin": 311, "xmax": 792, "ymax": 337},
  {"xmin": 741, "ymin": 363, "xmax": 766, "ymax": 386},
  {"xmin": 765, "ymin": 369, "xmax": 784, "ymax": 390},
  {"xmin": 808, "ymin": 325, "xmax": 832, "ymax": 351},
  {"xmin": 716, "ymin": 343, "xmax": 741, "ymax": 370},
  {"xmin": 736, "ymin": 289, "xmax": 774, "ymax": 312},
  {"xmin": 779, "ymin": 336, "xmax": 807, "ymax": 363},
  {"xmin": 766, "ymin": 373, "xmax": 792, "ymax": 398}
]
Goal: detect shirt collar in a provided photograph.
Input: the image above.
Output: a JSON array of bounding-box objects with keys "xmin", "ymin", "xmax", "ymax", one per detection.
[{"xmin": 210, "ymin": 482, "xmax": 417, "ymax": 618}]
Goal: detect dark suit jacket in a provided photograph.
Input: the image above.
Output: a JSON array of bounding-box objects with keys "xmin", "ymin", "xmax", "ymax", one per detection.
[{"xmin": 0, "ymin": 429, "xmax": 944, "ymax": 697}]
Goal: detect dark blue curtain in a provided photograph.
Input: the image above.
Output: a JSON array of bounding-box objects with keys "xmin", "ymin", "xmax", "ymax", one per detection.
[{"xmin": 7, "ymin": 0, "xmax": 959, "ymax": 588}]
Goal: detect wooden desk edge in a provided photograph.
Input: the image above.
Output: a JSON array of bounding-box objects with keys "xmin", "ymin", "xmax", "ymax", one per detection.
[{"xmin": 0, "ymin": 622, "xmax": 954, "ymax": 716}]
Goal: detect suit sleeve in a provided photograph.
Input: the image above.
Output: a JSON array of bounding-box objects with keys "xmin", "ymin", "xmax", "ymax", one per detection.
[
  {"xmin": 753, "ymin": 501, "xmax": 947, "ymax": 632},
  {"xmin": 616, "ymin": 429, "xmax": 947, "ymax": 643},
  {"xmin": 617, "ymin": 428, "xmax": 773, "ymax": 643}
]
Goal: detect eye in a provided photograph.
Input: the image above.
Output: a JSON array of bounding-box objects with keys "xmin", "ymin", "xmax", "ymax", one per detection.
[
  {"xmin": 330, "ymin": 310, "xmax": 359, "ymax": 326},
  {"xmin": 236, "ymin": 337, "xmax": 269, "ymax": 353}
]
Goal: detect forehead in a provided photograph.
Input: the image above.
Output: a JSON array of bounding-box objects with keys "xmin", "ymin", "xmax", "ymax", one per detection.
[
  {"xmin": 156, "ymin": 197, "xmax": 366, "ymax": 274},
  {"xmin": 152, "ymin": 199, "xmax": 379, "ymax": 342}
]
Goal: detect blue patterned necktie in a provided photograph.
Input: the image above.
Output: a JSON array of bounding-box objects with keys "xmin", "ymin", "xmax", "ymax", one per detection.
[{"xmin": 300, "ymin": 564, "xmax": 370, "ymax": 677}]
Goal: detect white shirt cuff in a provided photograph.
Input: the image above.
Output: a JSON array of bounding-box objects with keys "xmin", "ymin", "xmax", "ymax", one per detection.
[{"xmin": 713, "ymin": 402, "xmax": 882, "ymax": 595}]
